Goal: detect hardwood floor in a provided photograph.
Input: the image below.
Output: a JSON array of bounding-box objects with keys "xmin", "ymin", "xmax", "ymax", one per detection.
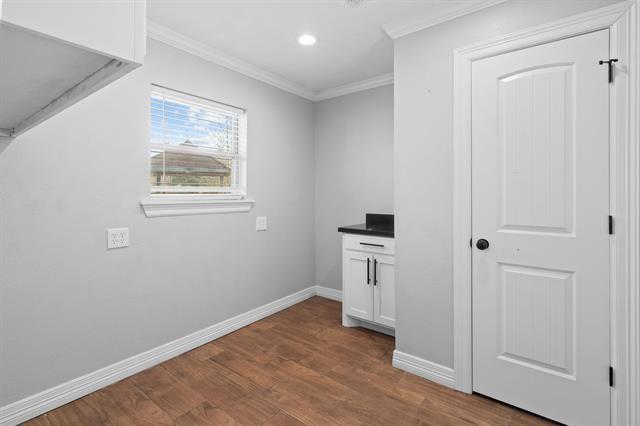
[{"xmin": 26, "ymin": 297, "xmax": 554, "ymax": 425}]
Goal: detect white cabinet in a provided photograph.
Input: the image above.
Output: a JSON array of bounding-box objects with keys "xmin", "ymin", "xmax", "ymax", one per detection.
[
  {"xmin": 0, "ymin": 0, "xmax": 145, "ymax": 137},
  {"xmin": 0, "ymin": 0, "xmax": 145, "ymax": 63},
  {"xmin": 373, "ymin": 254, "xmax": 396, "ymax": 328},
  {"xmin": 344, "ymin": 250, "xmax": 374, "ymax": 321},
  {"xmin": 342, "ymin": 234, "xmax": 395, "ymax": 332}
]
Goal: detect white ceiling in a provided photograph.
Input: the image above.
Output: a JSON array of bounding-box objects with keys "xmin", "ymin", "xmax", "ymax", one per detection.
[{"xmin": 147, "ymin": 0, "xmax": 502, "ymax": 99}]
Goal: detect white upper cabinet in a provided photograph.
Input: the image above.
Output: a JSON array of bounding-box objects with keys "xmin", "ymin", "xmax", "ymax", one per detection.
[
  {"xmin": 0, "ymin": 0, "xmax": 146, "ymax": 137},
  {"xmin": 0, "ymin": 0, "xmax": 145, "ymax": 62}
]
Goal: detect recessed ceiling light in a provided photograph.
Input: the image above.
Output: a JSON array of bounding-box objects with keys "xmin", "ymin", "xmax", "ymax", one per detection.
[{"xmin": 298, "ymin": 34, "xmax": 317, "ymax": 46}]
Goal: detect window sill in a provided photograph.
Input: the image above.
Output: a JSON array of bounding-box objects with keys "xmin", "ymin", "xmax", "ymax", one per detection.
[{"xmin": 140, "ymin": 195, "xmax": 255, "ymax": 217}]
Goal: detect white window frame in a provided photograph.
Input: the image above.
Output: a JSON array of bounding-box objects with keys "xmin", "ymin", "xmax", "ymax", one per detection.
[{"xmin": 141, "ymin": 85, "xmax": 254, "ymax": 217}]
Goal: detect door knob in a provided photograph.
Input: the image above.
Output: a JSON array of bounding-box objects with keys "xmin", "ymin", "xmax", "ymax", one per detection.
[{"xmin": 476, "ymin": 239, "xmax": 490, "ymax": 250}]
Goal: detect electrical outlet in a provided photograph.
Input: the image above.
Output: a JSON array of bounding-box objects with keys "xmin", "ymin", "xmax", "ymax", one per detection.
[
  {"xmin": 107, "ymin": 228, "xmax": 129, "ymax": 249},
  {"xmin": 256, "ymin": 216, "xmax": 268, "ymax": 231}
]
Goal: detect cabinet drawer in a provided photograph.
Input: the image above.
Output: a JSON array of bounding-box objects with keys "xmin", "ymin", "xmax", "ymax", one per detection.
[{"xmin": 343, "ymin": 234, "xmax": 395, "ymax": 256}]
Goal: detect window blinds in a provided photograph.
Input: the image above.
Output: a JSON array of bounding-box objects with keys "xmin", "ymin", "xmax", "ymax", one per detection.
[{"xmin": 150, "ymin": 85, "xmax": 246, "ymax": 194}]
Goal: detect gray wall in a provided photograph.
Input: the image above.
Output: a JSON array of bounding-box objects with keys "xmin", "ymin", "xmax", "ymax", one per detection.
[
  {"xmin": 0, "ymin": 39, "xmax": 315, "ymax": 406},
  {"xmin": 314, "ymin": 85, "xmax": 394, "ymax": 290},
  {"xmin": 393, "ymin": 0, "xmax": 621, "ymax": 368}
]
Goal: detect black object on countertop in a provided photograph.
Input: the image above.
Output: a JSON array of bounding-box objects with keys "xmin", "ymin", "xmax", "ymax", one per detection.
[
  {"xmin": 338, "ymin": 213, "xmax": 394, "ymax": 238},
  {"xmin": 365, "ymin": 213, "xmax": 393, "ymax": 229}
]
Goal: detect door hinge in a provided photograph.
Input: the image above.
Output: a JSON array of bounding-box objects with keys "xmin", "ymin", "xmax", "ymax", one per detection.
[
  {"xmin": 609, "ymin": 215, "xmax": 614, "ymax": 235},
  {"xmin": 598, "ymin": 58, "xmax": 619, "ymax": 83},
  {"xmin": 610, "ymin": 366, "xmax": 614, "ymax": 387}
]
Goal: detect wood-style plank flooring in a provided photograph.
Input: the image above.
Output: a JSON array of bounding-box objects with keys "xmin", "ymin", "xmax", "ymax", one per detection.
[{"xmin": 26, "ymin": 297, "xmax": 554, "ymax": 425}]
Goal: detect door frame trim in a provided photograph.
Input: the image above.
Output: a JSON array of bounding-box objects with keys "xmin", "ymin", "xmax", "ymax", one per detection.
[{"xmin": 452, "ymin": 2, "xmax": 639, "ymax": 424}]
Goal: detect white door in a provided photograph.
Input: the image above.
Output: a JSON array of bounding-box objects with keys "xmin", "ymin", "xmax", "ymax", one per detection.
[
  {"xmin": 472, "ymin": 29, "xmax": 610, "ymax": 425},
  {"xmin": 373, "ymin": 255, "xmax": 396, "ymax": 328},
  {"xmin": 343, "ymin": 251, "xmax": 373, "ymax": 321}
]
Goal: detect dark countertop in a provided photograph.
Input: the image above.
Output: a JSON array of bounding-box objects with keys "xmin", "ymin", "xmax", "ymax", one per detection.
[{"xmin": 338, "ymin": 223, "xmax": 394, "ymax": 238}]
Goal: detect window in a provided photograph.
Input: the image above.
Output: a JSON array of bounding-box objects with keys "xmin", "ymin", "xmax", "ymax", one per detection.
[{"xmin": 150, "ymin": 85, "xmax": 247, "ymax": 196}]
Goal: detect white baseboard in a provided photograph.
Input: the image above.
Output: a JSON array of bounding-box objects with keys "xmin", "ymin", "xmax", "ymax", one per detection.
[
  {"xmin": 314, "ymin": 285, "xmax": 342, "ymax": 301},
  {"xmin": 359, "ymin": 319, "xmax": 395, "ymax": 337},
  {"xmin": 392, "ymin": 350, "xmax": 455, "ymax": 389},
  {"xmin": 0, "ymin": 286, "xmax": 320, "ymax": 426}
]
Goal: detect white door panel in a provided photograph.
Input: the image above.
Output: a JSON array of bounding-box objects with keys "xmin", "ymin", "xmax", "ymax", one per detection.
[
  {"xmin": 343, "ymin": 251, "xmax": 373, "ymax": 321},
  {"xmin": 499, "ymin": 64, "xmax": 575, "ymax": 234},
  {"xmin": 373, "ymin": 255, "xmax": 395, "ymax": 328},
  {"xmin": 472, "ymin": 29, "xmax": 610, "ymax": 425}
]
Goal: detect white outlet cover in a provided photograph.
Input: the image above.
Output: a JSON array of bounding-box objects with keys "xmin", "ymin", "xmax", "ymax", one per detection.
[
  {"xmin": 256, "ymin": 216, "xmax": 267, "ymax": 231},
  {"xmin": 107, "ymin": 227, "xmax": 130, "ymax": 249}
]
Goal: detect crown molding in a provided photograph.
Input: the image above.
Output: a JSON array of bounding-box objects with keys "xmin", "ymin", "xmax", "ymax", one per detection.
[
  {"xmin": 147, "ymin": 20, "xmax": 315, "ymax": 100},
  {"xmin": 313, "ymin": 73, "xmax": 394, "ymax": 101},
  {"xmin": 382, "ymin": 0, "xmax": 508, "ymax": 40},
  {"xmin": 147, "ymin": 20, "xmax": 393, "ymax": 102}
]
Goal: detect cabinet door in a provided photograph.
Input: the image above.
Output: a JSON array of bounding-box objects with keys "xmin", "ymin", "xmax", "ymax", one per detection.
[
  {"xmin": 373, "ymin": 254, "xmax": 395, "ymax": 328},
  {"xmin": 343, "ymin": 251, "xmax": 373, "ymax": 321},
  {"xmin": 1, "ymin": 0, "xmax": 141, "ymax": 62}
]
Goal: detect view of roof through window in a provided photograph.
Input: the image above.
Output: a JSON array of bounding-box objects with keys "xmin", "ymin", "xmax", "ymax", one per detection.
[{"xmin": 149, "ymin": 86, "xmax": 245, "ymax": 194}]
